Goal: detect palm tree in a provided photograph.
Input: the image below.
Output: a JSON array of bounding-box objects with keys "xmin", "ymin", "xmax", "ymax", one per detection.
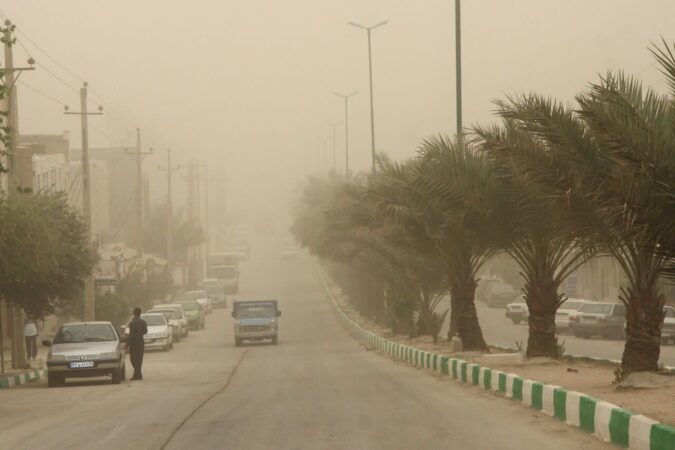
[
  {"xmin": 474, "ymin": 121, "xmax": 599, "ymax": 358},
  {"xmin": 492, "ymin": 42, "xmax": 675, "ymax": 373}
]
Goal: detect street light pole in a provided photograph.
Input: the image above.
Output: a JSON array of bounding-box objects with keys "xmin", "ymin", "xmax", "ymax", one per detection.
[
  {"xmin": 65, "ymin": 82, "xmax": 104, "ymax": 321},
  {"xmin": 333, "ymin": 91, "xmax": 358, "ymax": 177},
  {"xmin": 329, "ymin": 121, "xmax": 342, "ymax": 172},
  {"xmin": 350, "ymin": 20, "xmax": 387, "ymax": 172}
]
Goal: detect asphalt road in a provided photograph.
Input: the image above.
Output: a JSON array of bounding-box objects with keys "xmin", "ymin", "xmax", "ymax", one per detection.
[
  {"xmin": 0, "ymin": 238, "xmax": 613, "ymax": 450},
  {"xmin": 473, "ymin": 303, "xmax": 675, "ymax": 366}
]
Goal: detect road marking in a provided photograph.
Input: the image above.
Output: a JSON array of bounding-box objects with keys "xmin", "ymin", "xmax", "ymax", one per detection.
[{"xmin": 97, "ymin": 424, "xmax": 127, "ymax": 446}]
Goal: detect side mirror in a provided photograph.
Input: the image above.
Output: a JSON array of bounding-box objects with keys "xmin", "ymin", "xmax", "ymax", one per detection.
[
  {"xmin": 276, "ymin": 310, "xmax": 282, "ymax": 317},
  {"xmin": 42, "ymin": 340, "xmax": 52, "ymax": 347}
]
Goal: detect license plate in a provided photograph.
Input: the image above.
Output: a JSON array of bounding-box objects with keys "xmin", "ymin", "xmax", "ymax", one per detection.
[{"xmin": 69, "ymin": 361, "xmax": 95, "ymax": 368}]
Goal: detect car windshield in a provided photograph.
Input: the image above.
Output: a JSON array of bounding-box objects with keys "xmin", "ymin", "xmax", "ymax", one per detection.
[
  {"xmin": 142, "ymin": 314, "xmax": 167, "ymax": 326},
  {"xmin": 54, "ymin": 324, "xmax": 116, "ymax": 344},
  {"xmin": 236, "ymin": 305, "xmax": 276, "ymax": 319},
  {"xmin": 179, "ymin": 301, "xmax": 200, "ymax": 311},
  {"xmin": 184, "ymin": 290, "xmax": 207, "ymax": 299},
  {"xmin": 560, "ymin": 301, "xmax": 586, "ymax": 311},
  {"xmin": 579, "ymin": 303, "xmax": 613, "ymax": 314},
  {"xmin": 151, "ymin": 310, "xmax": 177, "ymax": 320}
]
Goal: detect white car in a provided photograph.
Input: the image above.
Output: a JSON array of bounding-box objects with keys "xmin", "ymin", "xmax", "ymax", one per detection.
[
  {"xmin": 184, "ymin": 290, "xmax": 212, "ymax": 314},
  {"xmin": 662, "ymin": 306, "xmax": 675, "ymax": 345},
  {"xmin": 555, "ymin": 298, "xmax": 591, "ymax": 332},
  {"xmin": 505, "ymin": 296, "xmax": 529, "ymax": 324},
  {"xmin": 124, "ymin": 313, "xmax": 173, "ymax": 351},
  {"xmin": 152, "ymin": 304, "xmax": 189, "ymax": 338}
]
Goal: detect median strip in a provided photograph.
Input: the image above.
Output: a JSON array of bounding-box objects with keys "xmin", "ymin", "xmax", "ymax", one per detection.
[
  {"xmin": 318, "ymin": 267, "xmax": 675, "ymax": 450},
  {"xmin": 0, "ymin": 368, "xmax": 48, "ymax": 389}
]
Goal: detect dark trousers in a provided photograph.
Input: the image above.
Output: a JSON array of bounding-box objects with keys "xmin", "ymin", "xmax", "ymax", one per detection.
[
  {"xmin": 25, "ymin": 335, "xmax": 37, "ymax": 360},
  {"xmin": 129, "ymin": 344, "xmax": 144, "ymax": 379}
]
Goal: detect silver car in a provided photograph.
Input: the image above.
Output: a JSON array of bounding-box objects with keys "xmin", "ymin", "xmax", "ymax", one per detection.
[
  {"xmin": 152, "ymin": 303, "xmax": 189, "ymax": 338},
  {"xmin": 123, "ymin": 313, "xmax": 173, "ymax": 351},
  {"xmin": 43, "ymin": 321, "xmax": 126, "ymax": 387}
]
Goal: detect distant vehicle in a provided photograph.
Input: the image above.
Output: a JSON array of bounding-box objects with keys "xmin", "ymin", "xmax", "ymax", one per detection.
[
  {"xmin": 211, "ymin": 264, "xmax": 240, "ymax": 294},
  {"xmin": 208, "ymin": 252, "xmax": 240, "ymax": 270},
  {"xmin": 476, "ymin": 276, "xmax": 504, "ymax": 303},
  {"xmin": 232, "ymin": 300, "xmax": 281, "ymax": 346},
  {"xmin": 233, "ymin": 236, "xmax": 250, "ymax": 258},
  {"xmin": 176, "ymin": 299, "xmax": 206, "ymax": 330},
  {"xmin": 152, "ymin": 304, "xmax": 189, "ymax": 338},
  {"xmin": 183, "ymin": 289, "xmax": 212, "ymax": 313},
  {"xmin": 43, "ymin": 321, "xmax": 126, "ymax": 387},
  {"xmin": 484, "ymin": 282, "xmax": 519, "ymax": 308},
  {"xmin": 148, "ymin": 308, "xmax": 183, "ymax": 342},
  {"xmin": 280, "ymin": 238, "xmax": 298, "ymax": 259},
  {"xmin": 123, "ymin": 313, "xmax": 173, "ymax": 351},
  {"xmin": 199, "ymin": 278, "xmax": 228, "ymax": 309},
  {"xmin": 662, "ymin": 306, "xmax": 675, "ymax": 345},
  {"xmin": 505, "ymin": 296, "xmax": 528, "ymax": 324},
  {"xmin": 568, "ymin": 302, "xmax": 626, "ymax": 339},
  {"xmin": 555, "ymin": 298, "xmax": 591, "ymax": 332}
]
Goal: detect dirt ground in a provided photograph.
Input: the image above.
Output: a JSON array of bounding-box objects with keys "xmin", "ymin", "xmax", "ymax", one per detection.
[{"xmin": 333, "ymin": 295, "xmax": 675, "ymax": 426}]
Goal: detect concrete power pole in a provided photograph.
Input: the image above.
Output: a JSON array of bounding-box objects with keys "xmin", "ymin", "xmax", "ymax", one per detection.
[
  {"xmin": 159, "ymin": 150, "xmax": 180, "ymax": 269},
  {"xmin": 65, "ymin": 82, "xmax": 103, "ymax": 321},
  {"xmin": 3, "ymin": 20, "xmax": 35, "ymax": 369},
  {"xmin": 126, "ymin": 128, "xmax": 152, "ymax": 259}
]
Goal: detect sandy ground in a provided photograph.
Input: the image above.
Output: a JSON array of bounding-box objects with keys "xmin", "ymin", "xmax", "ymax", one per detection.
[{"xmin": 333, "ymin": 293, "xmax": 675, "ymax": 426}]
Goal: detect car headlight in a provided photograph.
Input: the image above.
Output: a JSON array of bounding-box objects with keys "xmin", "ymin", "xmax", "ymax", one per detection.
[
  {"xmin": 98, "ymin": 352, "xmax": 118, "ymax": 359},
  {"xmin": 48, "ymin": 353, "xmax": 66, "ymax": 361}
]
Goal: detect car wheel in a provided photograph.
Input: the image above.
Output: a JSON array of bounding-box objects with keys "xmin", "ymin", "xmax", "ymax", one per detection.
[
  {"xmin": 112, "ymin": 366, "xmax": 122, "ymax": 384},
  {"xmin": 174, "ymin": 333, "xmax": 180, "ymax": 343},
  {"xmin": 47, "ymin": 373, "xmax": 62, "ymax": 388},
  {"xmin": 235, "ymin": 338, "xmax": 242, "ymax": 347},
  {"xmin": 272, "ymin": 336, "xmax": 278, "ymax": 345},
  {"xmin": 169, "ymin": 340, "xmax": 174, "ymax": 350},
  {"xmin": 510, "ymin": 318, "xmax": 521, "ymax": 325}
]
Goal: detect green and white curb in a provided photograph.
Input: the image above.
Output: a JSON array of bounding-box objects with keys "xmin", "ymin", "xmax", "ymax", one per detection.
[
  {"xmin": 318, "ymin": 268, "xmax": 675, "ymax": 450},
  {"xmin": 0, "ymin": 368, "xmax": 48, "ymax": 389}
]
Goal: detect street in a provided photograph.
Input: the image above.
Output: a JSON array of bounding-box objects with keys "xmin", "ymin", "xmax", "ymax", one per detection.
[{"xmin": 0, "ymin": 239, "xmax": 613, "ymax": 450}]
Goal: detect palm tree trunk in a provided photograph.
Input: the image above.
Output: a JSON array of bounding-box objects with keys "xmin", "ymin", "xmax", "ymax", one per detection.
[
  {"xmin": 621, "ymin": 287, "xmax": 663, "ymax": 375},
  {"xmin": 524, "ymin": 279, "xmax": 560, "ymax": 358},
  {"xmin": 450, "ymin": 281, "xmax": 488, "ymax": 351}
]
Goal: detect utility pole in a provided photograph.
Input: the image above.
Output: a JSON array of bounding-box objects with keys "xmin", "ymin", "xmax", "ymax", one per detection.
[
  {"xmin": 350, "ymin": 20, "xmax": 388, "ymax": 172},
  {"xmin": 65, "ymin": 82, "xmax": 103, "ymax": 321},
  {"xmin": 203, "ymin": 163, "xmax": 211, "ymax": 255},
  {"xmin": 329, "ymin": 121, "xmax": 341, "ymax": 172},
  {"xmin": 455, "ymin": 0, "xmax": 463, "ymax": 140},
  {"xmin": 158, "ymin": 150, "xmax": 181, "ymax": 269},
  {"xmin": 3, "ymin": 19, "xmax": 35, "ymax": 370},
  {"xmin": 125, "ymin": 128, "xmax": 152, "ymax": 258},
  {"xmin": 333, "ymin": 91, "xmax": 358, "ymax": 177}
]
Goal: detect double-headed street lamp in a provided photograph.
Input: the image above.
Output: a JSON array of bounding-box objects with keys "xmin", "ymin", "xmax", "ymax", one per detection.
[
  {"xmin": 333, "ymin": 91, "xmax": 358, "ymax": 177},
  {"xmin": 349, "ymin": 20, "xmax": 388, "ymax": 173}
]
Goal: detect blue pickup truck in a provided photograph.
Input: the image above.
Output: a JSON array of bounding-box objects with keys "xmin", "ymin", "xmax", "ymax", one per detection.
[{"xmin": 232, "ymin": 300, "xmax": 281, "ymax": 346}]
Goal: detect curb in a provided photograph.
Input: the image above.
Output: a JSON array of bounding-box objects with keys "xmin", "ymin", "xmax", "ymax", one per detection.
[
  {"xmin": 0, "ymin": 368, "xmax": 48, "ymax": 389},
  {"xmin": 318, "ymin": 268, "xmax": 675, "ymax": 450}
]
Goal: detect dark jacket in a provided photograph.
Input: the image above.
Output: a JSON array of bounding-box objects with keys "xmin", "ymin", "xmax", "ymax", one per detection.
[{"xmin": 128, "ymin": 316, "xmax": 148, "ymax": 348}]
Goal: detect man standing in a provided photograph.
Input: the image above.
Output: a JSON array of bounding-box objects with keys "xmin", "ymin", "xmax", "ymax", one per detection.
[
  {"xmin": 127, "ymin": 307, "xmax": 147, "ymax": 380},
  {"xmin": 24, "ymin": 318, "xmax": 38, "ymax": 361}
]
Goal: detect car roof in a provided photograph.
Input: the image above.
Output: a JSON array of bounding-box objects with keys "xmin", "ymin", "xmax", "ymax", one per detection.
[
  {"xmin": 154, "ymin": 303, "xmax": 183, "ymax": 308},
  {"xmin": 62, "ymin": 321, "xmax": 113, "ymax": 326},
  {"xmin": 142, "ymin": 312, "xmax": 166, "ymax": 317}
]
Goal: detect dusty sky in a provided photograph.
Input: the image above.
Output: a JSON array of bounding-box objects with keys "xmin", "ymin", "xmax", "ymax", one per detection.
[{"xmin": 3, "ymin": 0, "xmax": 674, "ymax": 218}]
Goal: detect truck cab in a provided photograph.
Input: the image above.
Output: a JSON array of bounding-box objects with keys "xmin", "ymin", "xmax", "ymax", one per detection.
[{"xmin": 232, "ymin": 300, "xmax": 281, "ymax": 346}]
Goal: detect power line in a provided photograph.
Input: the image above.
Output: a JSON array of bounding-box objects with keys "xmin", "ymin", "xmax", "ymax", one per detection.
[
  {"xmin": 14, "ymin": 30, "xmax": 86, "ymax": 84},
  {"xmin": 18, "ymin": 80, "xmax": 68, "ymax": 108}
]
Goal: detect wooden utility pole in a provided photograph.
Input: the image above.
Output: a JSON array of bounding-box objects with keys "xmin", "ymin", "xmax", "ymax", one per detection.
[
  {"xmin": 65, "ymin": 82, "xmax": 103, "ymax": 321},
  {"xmin": 126, "ymin": 128, "xmax": 152, "ymax": 258},
  {"xmin": 3, "ymin": 19, "xmax": 35, "ymax": 369}
]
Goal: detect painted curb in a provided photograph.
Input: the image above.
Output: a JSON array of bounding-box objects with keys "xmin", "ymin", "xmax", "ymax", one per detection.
[
  {"xmin": 318, "ymin": 268, "xmax": 675, "ymax": 450},
  {"xmin": 0, "ymin": 368, "xmax": 48, "ymax": 389}
]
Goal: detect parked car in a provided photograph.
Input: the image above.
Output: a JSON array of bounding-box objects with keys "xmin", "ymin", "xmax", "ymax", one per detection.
[
  {"xmin": 232, "ymin": 300, "xmax": 281, "ymax": 346},
  {"xmin": 555, "ymin": 298, "xmax": 590, "ymax": 333},
  {"xmin": 176, "ymin": 299, "xmax": 206, "ymax": 330},
  {"xmin": 505, "ymin": 296, "xmax": 529, "ymax": 324},
  {"xmin": 151, "ymin": 304, "xmax": 189, "ymax": 338},
  {"xmin": 183, "ymin": 289, "xmax": 212, "ymax": 314},
  {"xmin": 568, "ymin": 302, "xmax": 626, "ymax": 339},
  {"xmin": 484, "ymin": 282, "xmax": 519, "ymax": 308},
  {"xmin": 199, "ymin": 278, "xmax": 228, "ymax": 309},
  {"xmin": 662, "ymin": 306, "xmax": 675, "ymax": 345},
  {"xmin": 43, "ymin": 321, "xmax": 126, "ymax": 387},
  {"xmin": 147, "ymin": 307, "xmax": 183, "ymax": 342},
  {"xmin": 123, "ymin": 313, "xmax": 173, "ymax": 351}
]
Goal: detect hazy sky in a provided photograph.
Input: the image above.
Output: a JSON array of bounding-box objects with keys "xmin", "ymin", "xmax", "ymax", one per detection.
[{"xmin": 3, "ymin": 0, "xmax": 674, "ymax": 216}]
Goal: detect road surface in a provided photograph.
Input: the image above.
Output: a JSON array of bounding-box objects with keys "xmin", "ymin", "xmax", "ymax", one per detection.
[{"xmin": 0, "ymin": 237, "xmax": 612, "ymax": 449}]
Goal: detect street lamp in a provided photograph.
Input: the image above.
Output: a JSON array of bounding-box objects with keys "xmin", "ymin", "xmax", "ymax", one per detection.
[
  {"xmin": 349, "ymin": 19, "xmax": 388, "ymax": 172},
  {"xmin": 328, "ymin": 121, "xmax": 342, "ymax": 172},
  {"xmin": 333, "ymin": 91, "xmax": 358, "ymax": 177}
]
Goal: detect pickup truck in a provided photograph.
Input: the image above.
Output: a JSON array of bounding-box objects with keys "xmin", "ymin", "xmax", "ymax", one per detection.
[{"xmin": 232, "ymin": 300, "xmax": 281, "ymax": 346}]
